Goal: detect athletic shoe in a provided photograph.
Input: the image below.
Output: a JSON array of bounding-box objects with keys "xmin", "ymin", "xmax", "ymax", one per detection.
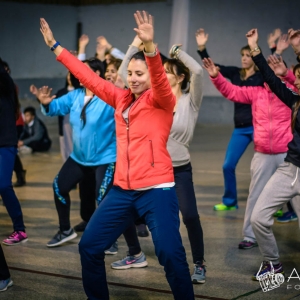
[
  {"xmin": 46, "ymin": 229, "xmax": 77, "ymax": 247},
  {"xmin": 277, "ymin": 211, "xmax": 298, "ymax": 223},
  {"xmin": 111, "ymin": 252, "xmax": 148, "ymax": 270},
  {"xmin": 191, "ymin": 263, "xmax": 206, "ymax": 284},
  {"xmin": 273, "ymin": 209, "xmax": 283, "ymax": 217},
  {"xmin": 136, "ymin": 224, "xmax": 149, "ymax": 237},
  {"xmin": 238, "ymin": 239, "xmax": 258, "ymax": 249},
  {"xmin": 74, "ymin": 221, "xmax": 88, "ymax": 232},
  {"xmin": 18, "ymin": 146, "xmax": 32, "ymax": 155},
  {"xmin": 0, "ymin": 278, "xmax": 13, "ymax": 292},
  {"xmin": 105, "ymin": 241, "xmax": 118, "ymax": 255},
  {"xmin": 2, "ymin": 231, "xmax": 28, "ymax": 246},
  {"xmin": 213, "ymin": 203, "xmax": 238, "ymax": 211},
  {"xmin": 252, "ymin": 261, "xmax": 284, "ymax": 281}
]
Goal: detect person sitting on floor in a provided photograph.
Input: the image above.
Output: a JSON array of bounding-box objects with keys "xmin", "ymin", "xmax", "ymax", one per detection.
[{"xmin": 18, "ymin": 106, "xmax": 51, "ymax": 154}]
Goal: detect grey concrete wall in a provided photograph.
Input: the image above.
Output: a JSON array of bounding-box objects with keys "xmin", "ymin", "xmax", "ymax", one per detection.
[{"xmin": 1, "ymin": 0, "xmax": 300, "ymax": 124}]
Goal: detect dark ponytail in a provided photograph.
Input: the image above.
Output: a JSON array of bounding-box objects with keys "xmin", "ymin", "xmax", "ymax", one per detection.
[{"xmin": 80, "ymin": 58, "xmax": 104, "ymax": 127}]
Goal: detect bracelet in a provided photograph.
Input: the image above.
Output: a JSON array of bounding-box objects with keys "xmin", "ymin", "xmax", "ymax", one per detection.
[
  {"xmin": 50, "ymin": 41, "xmax": 60, "ymax": 51},
  {"xmin": 249, "ymin": 46, "xmax": 260, "ymax": 55}
]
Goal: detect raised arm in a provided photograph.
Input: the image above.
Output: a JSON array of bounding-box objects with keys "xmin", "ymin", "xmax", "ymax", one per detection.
[
  {"xmin": 170, "ymin": 45, "xmax": 203, "ymax": 111},
  {"xmin": 203, "ymin": 58, "xmax": 254, "ymax": 104},
  {"xmin": 118, "ymin": 35, "xmax": 141, "ymax": 86},
  {"xmin": 40, "ymin": 18, "xmax": 127, "ymax": 109},
  {"xmin": 247, "ymin": 28, "xmax": 299, "ymax": 109},
  {"xmin": 133, "ymin": 11, "xmax": 175, "ymax": 110},
  {"xmin": 267, "ymin": 28, "xmax": 281, "ymax": 54},
  {"xmin": 288, "ymin": 29, "xmax": 300, "ymax": 62},
  {"xmin": 77, "ymin": 34, "xmax": 89, "ymax": 61}
]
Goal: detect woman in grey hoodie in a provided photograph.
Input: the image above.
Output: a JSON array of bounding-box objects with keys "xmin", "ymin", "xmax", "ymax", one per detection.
[{"xmin": 113, "ymin": 38, "xmax": 206, "ymax": 283}]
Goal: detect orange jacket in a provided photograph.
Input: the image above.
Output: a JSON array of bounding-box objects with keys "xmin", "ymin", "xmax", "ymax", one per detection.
[{"xmin": 57, "ymin": 49, "xmax": 175, "ymax": 189}]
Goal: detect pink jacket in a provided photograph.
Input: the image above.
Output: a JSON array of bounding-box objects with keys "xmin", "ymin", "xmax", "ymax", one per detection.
[{"xmin": 211, "ymin": 71, "xmax": 296, "ymax": 154}]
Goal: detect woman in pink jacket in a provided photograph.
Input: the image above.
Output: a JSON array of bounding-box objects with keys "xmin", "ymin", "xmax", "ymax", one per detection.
[{"xmin": 203, "ymin": 56, "xmax": 296, "ymax": 250}]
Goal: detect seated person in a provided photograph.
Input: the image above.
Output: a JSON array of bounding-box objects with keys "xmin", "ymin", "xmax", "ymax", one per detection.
[{"xmin": 18, "ymin": 106, "xmax": 51, "ymax": 153}]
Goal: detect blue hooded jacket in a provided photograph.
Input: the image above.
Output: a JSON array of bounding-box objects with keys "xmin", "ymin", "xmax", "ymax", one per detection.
[{"xmin": 42, "ymin": 88, "xmax": 116, "ymax": 166}]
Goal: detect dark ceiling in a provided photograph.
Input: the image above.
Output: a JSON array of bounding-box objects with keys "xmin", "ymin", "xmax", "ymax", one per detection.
[{"xmin": 1, "ymin": 0, "xmax": 166, "ymax": 5}]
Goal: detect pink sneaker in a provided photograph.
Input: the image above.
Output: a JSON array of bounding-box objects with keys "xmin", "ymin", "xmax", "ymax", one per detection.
[{"xmin": 2, "ymin": 231, "xmax": 28, "ymax": 246}]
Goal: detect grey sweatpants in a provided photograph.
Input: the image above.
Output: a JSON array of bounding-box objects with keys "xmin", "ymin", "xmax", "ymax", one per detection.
[
  {"xmin": 251, "ymin": 161, "xmax": 300, "ymax": 263},
  {"xmin": 243, "ymin": 152, "xmax": 287, "ymax": 241}
]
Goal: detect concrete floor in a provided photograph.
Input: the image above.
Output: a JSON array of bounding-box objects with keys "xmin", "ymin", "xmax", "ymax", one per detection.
[{"xmin": 1, "ymin": 121, "xmax": 300, "ymax": 300}]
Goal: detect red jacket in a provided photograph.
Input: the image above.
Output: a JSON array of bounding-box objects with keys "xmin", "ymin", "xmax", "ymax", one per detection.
[
  {"xmin": 211, "ymin": 71, "xmax": 296, "ymax": 154},
  {"xmin": 57, "ymin": 49, "xmax": 175, "ymax": 189}
]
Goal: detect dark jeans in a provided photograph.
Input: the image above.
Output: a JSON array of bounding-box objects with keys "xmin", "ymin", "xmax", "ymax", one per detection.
[
  {"xmin": 27, "ymin": 140, "xmax": 51, "ymax": 152},
  {"xmin": 0, "ymin": 245, "xmax": 10, "ymax": 280},
  {"xmin": 124, "ymin": 162, "xmax": 204, "ymax": 264},
  {"xmin": 0, "ymin": 147, "xmax": 25, "ymax": 231},
  {"xmin": 53, "ymin": 157, "xmax": 114, "ymax": 231},
  {"xmin": 79, "ymin": 186, "xmax": 194, "ymax": 300}
]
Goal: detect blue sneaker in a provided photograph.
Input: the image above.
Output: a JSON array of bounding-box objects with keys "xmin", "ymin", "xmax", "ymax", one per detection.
[
  {"xmin": 111, "ymin": 252, "xmax": 148, "ymax": 270},
  {"xmin": 105, "ymin": 241, "xmax": 118, "ymax": 255},
  {"xmin": 191, "ymin": 263, "xmax": 206, "ymax": 284},
  {"xmin": 277, "ymin": 211, "xmax": 298, "ymax": 223},
  {"xmin": 0, "ymin": 278, "xmax": 13, "ymax": 292}
]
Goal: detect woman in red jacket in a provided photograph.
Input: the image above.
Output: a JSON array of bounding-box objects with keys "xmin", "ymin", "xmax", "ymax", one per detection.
[{"xmin": 39, "ymin": 12, "xmax": 194, "ymax": 300}]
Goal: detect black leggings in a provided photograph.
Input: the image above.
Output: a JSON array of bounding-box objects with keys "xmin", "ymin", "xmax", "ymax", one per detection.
[
  {"xmin": 53, "ymin": 157, "xmax": 114, "ymax": 231},
  {"xmin": 124, "ymin": 162, "xmax": 204, "ymax": 264},
  {"xmin": 0, "ymin": 245, "xmax": 10, "ymax": 280}
]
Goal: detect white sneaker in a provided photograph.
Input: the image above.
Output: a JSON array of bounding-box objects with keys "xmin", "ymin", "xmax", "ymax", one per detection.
[{"xmin": 19, "ymin": 146, "xmax": 32, "ymax": 154}]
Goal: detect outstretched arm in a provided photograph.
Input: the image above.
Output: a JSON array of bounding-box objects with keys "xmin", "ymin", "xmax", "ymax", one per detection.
[
  {"xmin": 40, "ymin": 18, "xmax": 126, "ymax": 108},
  {"xmin": 170, "ymin": 45, "xmax": 203, "ymax": 111},
  {"xmin": 118, "ymin": 35, "xmax": 141, "ymax": 86},
  {"xmin": 203, "ymin": 58, "xmax": 254, "ymax": 104},
  {"xmin": 247, "ymin": 28, "xmax": 299, "ymax": 109},
  {"xmin": 133, "ymin": 11, "xmax": 175, "ymax": 110}
]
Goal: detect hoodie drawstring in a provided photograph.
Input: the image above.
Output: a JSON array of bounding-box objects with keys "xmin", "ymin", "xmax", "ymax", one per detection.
[{"xmin": 291, "ymin": 167, "xmax": 299, "ymax": 186}]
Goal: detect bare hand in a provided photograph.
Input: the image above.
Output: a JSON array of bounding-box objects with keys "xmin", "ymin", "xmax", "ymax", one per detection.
[
  {"xmin": 79, "ymin": 34, "xmax": 89, "ymax": 48},
  {"xmin": 267, "ymin": 28, "xmax": 281, "ymax": 48},
  {"xmin": 33, "ymin": 86, "xmax": 56, "ymax": 105},
  {"xmin": 288, "ymin": 29, "xmax": 300, "ymax": 55},
  {"xmin": 203, "ymin": 58, "xmax": 219, "ymax": 78},
  {"xmin": 30, "ymin": 84, "xmax": 38, "ymax": 96},
  {"xmin": 195, "ymin": 28, "xmax": 209, "ymax": 49},
  {"xmin": 267, "ymin": 55, "xmax": 288, "ymax": 77},
  {"xmin": 96, "ymin": 40, "xmax": 106, "ymax": 61},
  {"xmin": 276, "ymin": 34, "xmax": 289, "ymax": 54},
  {"xmin": 246, "ymin": 28, "xmax": 258, "ymax": 48},
  {"xmin": 18, "ymin": 140, "xmax": 24, "ymax": 148},
  {"xmin": 40, "ymin": 18, "xmax": 56, "ymax": 47},
  {"xmin": 133, "ymin": 11, "xmax": 154, "ymax": 48}
]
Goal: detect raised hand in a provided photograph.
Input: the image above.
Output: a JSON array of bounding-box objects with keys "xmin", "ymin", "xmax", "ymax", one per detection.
[
  {"xmin": 29, "ymin": 84, "xmax": 38, "ymax": 96},
  {"xmin": 276, "ymin": 34, "xmax": 289, "ymax": 55},
  {"xmin": 246, "ymin": 28, "xmax": 259, "ymax": 49},
  {"xmin": 79, "ymin": 34, "xmax": 89, "ymax": 48},
  {"xmin": 267, "ymin": 28, "xmax": 281, "ymax": 48},
  {"xmin": 195, "ymin": 28, "xmax": 208, "ymax": 50},
  {"xmin": 202, "ymin": 58, "xmax": 219, "ymax": 78},
  {"xmin": 32, "ymin": 86, "xmax": 56, "ymax": 105},
  {"xmin": 288, "ymin": 29, "xmax": 300, "ymax": 55},
  {"xmin": 267, "ymin": 55, "xmax": 287, "ymax": 77},
  {"xmin": 40, "ymin": 18, "xmax": 56, "ymax": 47},
  {"xmin": 133, "ymin": 10, "xmax": 154, "ymax": 52}
]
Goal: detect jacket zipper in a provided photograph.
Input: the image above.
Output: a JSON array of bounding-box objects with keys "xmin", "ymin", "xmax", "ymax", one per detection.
[
  {"xmin": 126, "ymin": 120, "xmax": 131, "ymax": 189},
  {"xmin": 149, "ymin": 140, "xmax": 154, "ymax": 167},
  {"xmin": 269, "ymin": 94, "xmax": 273, "ymax": 153}
]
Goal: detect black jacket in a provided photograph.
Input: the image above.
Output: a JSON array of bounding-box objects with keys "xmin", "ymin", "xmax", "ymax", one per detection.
[
  {"xmin": 252, "ymin": 52, "xmax": 300, "ymax": 167},
  {"xmin": 0, "ymin": 61, "xmax": 18, "ymax": 147},
  {"xmin": 197, "ymin": 48, "xmax": 264, "ymax": 127}
]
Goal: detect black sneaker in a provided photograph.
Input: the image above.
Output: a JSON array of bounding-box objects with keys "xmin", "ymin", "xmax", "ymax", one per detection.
[
  {"xmin": 136, "ymin": 224, "xmax": 149, "ymax": 237},
  {"xmin": 74, "ymin": 221, "xmax": 88, "ymax": 232},
  {"xmin": 46, "ymin": 229, "xmax": 77, "ymax": 248}
]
